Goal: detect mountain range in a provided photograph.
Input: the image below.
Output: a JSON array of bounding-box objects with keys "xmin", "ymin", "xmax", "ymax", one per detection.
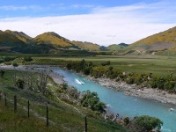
[
  {"xmin": 0, "ymin": 30, "xmax": 102, "ymax": 54},
  {"xmin": 0, "ymin": 26, "xmax": 176, "ymax": 55}
]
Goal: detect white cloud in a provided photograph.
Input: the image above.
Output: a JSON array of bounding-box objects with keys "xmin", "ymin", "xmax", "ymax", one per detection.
[{"xmin": 0, "ymin": 1, "xmax": 176, "ymax": 45}]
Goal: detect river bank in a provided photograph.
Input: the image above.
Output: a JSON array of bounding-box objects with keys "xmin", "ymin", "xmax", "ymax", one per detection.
[
  {"xmin": 1, "ymin": 64, "xmax": 176, "ymax": 106},
  {"xmin": 87, "ymin": 76, "xmax": 176, "ymax": 105},
  {"xmin": 0, "ymin": 65, "xmax": 65, "ymax": 84}
]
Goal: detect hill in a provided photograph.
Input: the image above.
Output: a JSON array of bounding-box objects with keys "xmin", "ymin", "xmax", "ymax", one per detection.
[
  {"xmin": 3, "ymin": 27, "xmax": 176, "ymax": 56},
  {"xmin": 34, "ymin": 32, "xmax": 77, "ymax": 49},
  {"xmin": 129, "ymin": 26, "xmax": 176, "ymax": 54},
  {"xmin": 0, "ymin": 30, "xmax": 31, "ymax": 52},
  {"xmin": 0, "ymin": 30, "xmax": 94, "ymax": 55},
  {"xmin": 108, "ymin": 43, "xmax": 128, "ymax": 51},
  {"xmin": 72, "ymin": 41, "xmax": 100, "ymax": 51},
  {"xmin": 5, "ymin": 30, "xmax": 32, "ymax": 43},
  {"xmin": 71, "ymin": 41, "xmax": 100, "ymax": 51}
]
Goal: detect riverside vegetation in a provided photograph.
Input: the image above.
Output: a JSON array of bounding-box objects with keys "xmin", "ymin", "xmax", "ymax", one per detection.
[
  {"xmin": 65, "ymin": 59, "xmax": 176, "ymax": 93},
  {"xmin": 0, "ymin": 69, "xmax": 127, "ymax": 132},
  {"xmin": 1, "ymin": 26, "xmax": 176, "ymax": 131},
  {"xmin": 0, "ymin": 57, "xmax": 164, "ymax": 131}
]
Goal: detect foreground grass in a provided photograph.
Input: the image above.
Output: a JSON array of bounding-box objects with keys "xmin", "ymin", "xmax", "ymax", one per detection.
[
  {"xmin": 0, "ymin": 102, "xmax": 61, "ymax": 132},
  {"xmin": 0, "ymin": 70, "xmax": 127, "ymax": 132}
]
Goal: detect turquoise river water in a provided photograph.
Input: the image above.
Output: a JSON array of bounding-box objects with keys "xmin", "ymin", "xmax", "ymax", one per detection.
[{"xmin": 53, "ymin": 67, "xmax": 176, "ymax": 132}]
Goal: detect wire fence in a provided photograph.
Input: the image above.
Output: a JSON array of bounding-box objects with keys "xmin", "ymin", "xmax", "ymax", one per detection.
[{"xmin": 0, "ymin": 92, "xmax": 88, "ymax": 132}]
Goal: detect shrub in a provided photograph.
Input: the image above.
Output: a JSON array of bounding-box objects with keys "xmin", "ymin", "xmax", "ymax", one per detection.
[
  {"xmin": 0, "ymin": 70, "xmax": 5, "ymax": 78},
  {"xmin": 101, "ymin": 61, "xmax": 110, "ymax": 66},
  {"xmin": 81, "ymin": 90, "xmax": 106, "ymax": 113},
  {"xmin": 12, "ymin": 63, "xmax": 18, "ymax": 67},
  {"xmin": 16, "ymin": 79, "xmax": 25, "ymax": 89},
  {"xmin": 124, "ymin": 117, "xmax": 130, "ymax": 125},
  {"xmin": 24, "ymin": 56, "xmax": 33, "ymax": 62},
  {"xmin": 130, "ymin": 115, "xmax": 163, "ymax": 132},
  {"xmin": 62, "ymin": 83, "xmax": 68, "ymax": 90}
]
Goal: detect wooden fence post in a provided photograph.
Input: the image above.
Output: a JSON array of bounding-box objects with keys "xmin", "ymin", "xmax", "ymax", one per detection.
[
  {"xmin": 85, "ymin": 116, "xmax": 87, "ymax": 132},
  {"xmin": 28, "ymin": 100, "xmax": 30, "ymax": 118},
  {"xmin": 14, "ymin": 95, "xmax": 17, "ymax": 112},
  {"xmin": 46, "ymin": 105, "xmax": 49, "ymax": 126}
]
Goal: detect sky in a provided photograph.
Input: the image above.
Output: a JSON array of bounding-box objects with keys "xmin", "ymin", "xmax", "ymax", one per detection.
[{"xmin": 0, "ymin": 0, "xmax": 176, "ymax": 45}]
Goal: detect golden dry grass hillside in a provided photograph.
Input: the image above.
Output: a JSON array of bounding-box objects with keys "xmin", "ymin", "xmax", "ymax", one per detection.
[
  {"xmin": 0, "ymin": 30, "xmax": 30, "ymax": 46},
  {"xmin": 130, "ymin": 26, "xmax": 176, "ymax": 52},
  {"xmin": 72, "ymin": 40, "xmax": 100, "ymax": 51},
  {"xmin": 34, "ymin": 32, "xmax": 75, "ymax": 48}
]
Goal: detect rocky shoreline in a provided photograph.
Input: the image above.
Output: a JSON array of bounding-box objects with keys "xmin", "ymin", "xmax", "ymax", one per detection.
[{"xmin": 87, "ymin": 76, "xmax": 176, "ymax": 105}]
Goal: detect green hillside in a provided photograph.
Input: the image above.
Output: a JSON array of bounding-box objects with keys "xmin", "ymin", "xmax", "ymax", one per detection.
[{"xmin": 108, "ymin": 43, "xmax": 128, "ymax": 51}]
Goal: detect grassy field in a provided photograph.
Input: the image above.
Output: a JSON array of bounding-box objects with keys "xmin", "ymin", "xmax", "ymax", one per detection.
[
  {"xmin": 0, "ymin": 70, "xmax": 126, "ymax": 132},
  {"xmin": 29, "ymin": 55, "xmax": 176, "ymax": 77}
]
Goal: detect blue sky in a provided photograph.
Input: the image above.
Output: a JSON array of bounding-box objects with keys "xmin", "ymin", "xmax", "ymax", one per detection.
[
  {"xmin": 0, "ymin": 0, "xmax": 175, "ymax": 45},
  {"xmin": 0, "ymin": 0, "xmax": 160, "ymax": 17}
]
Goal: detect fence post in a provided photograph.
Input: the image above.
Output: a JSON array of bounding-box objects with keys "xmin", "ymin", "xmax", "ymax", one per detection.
[
  {"xmin": 28, "ymin": 100, "xmax": 30, "ymax": 118},
  {"xmin": 46, "ymin": 105, "xmax": 49, "ymax": 127},
  {"xmin": 14, "ymin": 95, "xmax": 17, "ymax": 112},
  {"xmin": 4, "ymin": 93, "xmax": 7, "ymax": 107},
  {"xmin": 85, "ymin": 116, "xmax": 87, "ymax": 132}
]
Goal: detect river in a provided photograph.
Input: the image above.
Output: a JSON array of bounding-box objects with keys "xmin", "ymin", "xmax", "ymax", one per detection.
[{"xmin": 52, "ymin": 67, "xmax": 175, "ymax": 132}]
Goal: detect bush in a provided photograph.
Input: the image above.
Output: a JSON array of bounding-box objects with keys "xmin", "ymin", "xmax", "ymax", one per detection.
[
  {"xmin": 81, "ymin": 90, "xmax": 106, "ymax": 113},
  {"xmin": 16, "ymin": 79, "xmax": 25, "ymax": 89},
  {"xmin": 83, "ymin": 67, "xmax": 91, "ymax": 75},
  {"xmin": 24, "ymin": 56, "xmax": 33, "ymax": 62},
  {"xmin": 62, "ymin": 83, "xmax": 68, "ymax": 90},
  {"xmin": 101, "ymin": 61, "xmax": 110, "ymax": 66},
  {"xmin": 130, "ymin": 115, "xmax": 163, "ymax": 132},
  {"xmin": 66, "ymin": 87, "xmax": 80, "ymax": 99},
  {"xmin": 0, "ymin": 70, "xmax": 5, "ymax": 78},
  {"xmin": 124, "ymin": 117, "xmax": 130, "ymax": 125},
  {"xmin": 12, "ymin": 63, "xmax": 18, "ymax": 67}
]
